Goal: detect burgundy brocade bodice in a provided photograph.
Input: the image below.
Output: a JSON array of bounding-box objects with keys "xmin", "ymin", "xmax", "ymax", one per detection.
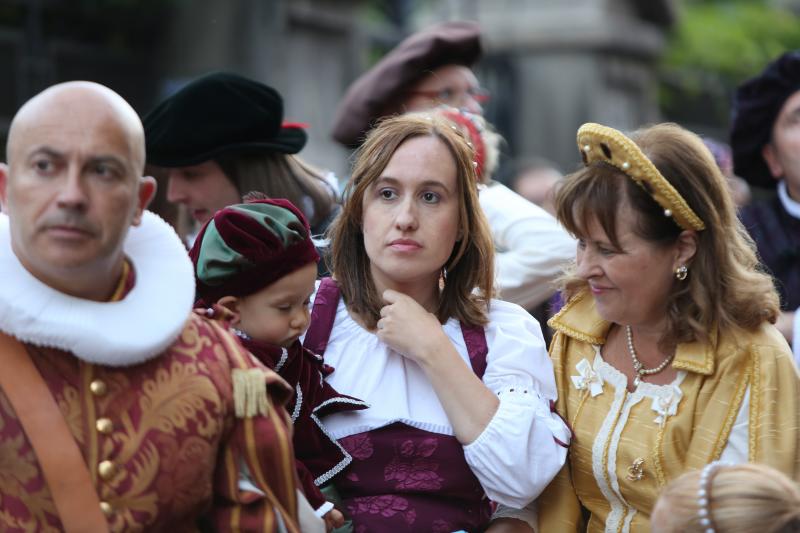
[{"xmin": 304, "ymin": 278, "xmax": 492, "ymax": 532}]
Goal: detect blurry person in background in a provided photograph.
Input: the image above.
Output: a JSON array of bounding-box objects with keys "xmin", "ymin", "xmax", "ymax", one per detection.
[
  {"xmin": 429, "ymin": 108, "xmax": 571, "ymax": 347},
  {"xmin": 730, "ymin": 50, "xmax": 800, "ymax": 364},
  {"xmin": 144, "ymin": 72, "xmax": 339, "ymax": 246},
  {"xmin": 331, "ymin": 21, "xmax": 485, "ymax": 148},
  {"xmin": 331, "ymin": 21, "xmax": 573, "ymax": 312},
  {"xmin": 701, "ymin": 137, "xmax": 751, "ymax": 208},
  {"xmin": 509, "ymin": 156, "xmax": 564, "ymax": 217}
]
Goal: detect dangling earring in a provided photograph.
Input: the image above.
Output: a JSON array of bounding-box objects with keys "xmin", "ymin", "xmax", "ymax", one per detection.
[
  {"xmin": 439, "ymin": 267, "xmax": 448, "ymax": 291},
  {"xmin": 675, "ymin": 265, "xmax": 688, "ymax": 281}
]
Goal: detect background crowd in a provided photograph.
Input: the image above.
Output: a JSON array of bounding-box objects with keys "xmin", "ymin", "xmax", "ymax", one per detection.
[{"xmin": 0, "ymin": 7, "xmax": 798, "ymax": 533}]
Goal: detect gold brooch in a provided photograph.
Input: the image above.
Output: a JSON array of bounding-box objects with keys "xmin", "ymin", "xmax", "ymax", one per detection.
[{"xmin": 626, "ymin": 457, "xmax": 645, "ymax": 481}]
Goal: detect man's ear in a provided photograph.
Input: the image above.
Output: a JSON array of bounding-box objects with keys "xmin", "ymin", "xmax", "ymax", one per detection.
[
  {"xmin": 131, "ymin": 176, "xmax": 157, "ymax": 227},
  {"xmin": 216, "ymin": 296, "xmax": 242, "ymax": 325},
  {"xmin": 674, "ymin": 230, "xmax": 698, "ymax": 269},
  {"xmin": 761, "ymin": 143, "xmax": 784, "ymax": 181},
  {"xmin": 0, "ymin": 163, "xmax": 9, "ymax": 209}
]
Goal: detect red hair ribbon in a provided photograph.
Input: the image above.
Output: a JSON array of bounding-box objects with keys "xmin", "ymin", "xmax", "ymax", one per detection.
[{"xmin": 440, "ymin": 109, "xmax": 486, "ymax": 181}]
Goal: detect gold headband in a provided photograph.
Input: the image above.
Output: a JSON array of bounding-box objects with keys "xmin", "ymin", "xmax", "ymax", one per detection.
[{"xmin": 577, "ymin": 123, "xmax": 705, "ymax": 231}]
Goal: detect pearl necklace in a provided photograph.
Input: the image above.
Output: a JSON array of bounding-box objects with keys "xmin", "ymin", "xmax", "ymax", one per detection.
[{"xmin": 626, "ymin": 325, "xmax": 674, "ymax": 387}]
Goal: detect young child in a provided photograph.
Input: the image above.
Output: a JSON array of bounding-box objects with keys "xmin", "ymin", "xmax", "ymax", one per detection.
[
  {"xmin": 189, "ymin": 196, "xmax": 367, "ymax": 531},
  {"xmin": 651, "ymin": 462, "xmax": 800, "ymax": 533}
]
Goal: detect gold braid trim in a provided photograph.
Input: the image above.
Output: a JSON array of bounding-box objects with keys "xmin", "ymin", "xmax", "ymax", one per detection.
[
  {"xmin": 653, "ymin": 424, "xmax": 667, "ymax": 487},
  {"xmin": 576, "ymin": 123, "xmax": 705, "ymax": 231},
  {"xmin": 232, "ymin": 369, "xmax": 270, "ymax": 418},
  {"xmin": 748, "ymin": 351, "xmax": 760, "ymax": 462},
  {"xmin": 547, "ymin": 292, "xmax": 606, "ymax": 346},
  {"xmin": 672, "ymin": 355, "xmax": 714, "ymax": 375},
  {"xmin": 711, "ymin": 360, "xmax": 751, "ymax": 460}
]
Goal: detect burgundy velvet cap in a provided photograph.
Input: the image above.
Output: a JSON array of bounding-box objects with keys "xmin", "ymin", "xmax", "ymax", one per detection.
[
  {"xmin": 331, "ymin": 20, "xmax": 482, "ymax": 147},
  {"xmin": 730, "ymin": 50, "xmax": 800, "ymax": 188},
  {"xmin": 189, "ymin": 199, "xmax": 319, "ymax": 305}
]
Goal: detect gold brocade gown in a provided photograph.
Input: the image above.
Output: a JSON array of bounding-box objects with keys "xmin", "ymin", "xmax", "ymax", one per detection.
[{"xmin": 537, "ymin": 292, "xmax": 800, "ymax": 533}]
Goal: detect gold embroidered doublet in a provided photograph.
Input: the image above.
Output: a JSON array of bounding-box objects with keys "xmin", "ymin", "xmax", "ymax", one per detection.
[{"xmin": 0, "ymin": 313, "xmax": 297, "ymax": 532}]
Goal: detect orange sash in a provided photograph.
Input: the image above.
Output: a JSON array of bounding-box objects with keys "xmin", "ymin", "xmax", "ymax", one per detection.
[{"xmin": 0, "ymin": 332, "xmax": 109, "ymax": 533}]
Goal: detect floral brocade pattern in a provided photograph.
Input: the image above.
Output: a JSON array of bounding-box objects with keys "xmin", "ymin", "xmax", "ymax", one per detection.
[
  {"xmin": 337, "ymin": 424, "xmax": 490, "ymax": 532},
  {"xmin": 0, "ymin": 314, "xmax": 293, "ymax": 532}
]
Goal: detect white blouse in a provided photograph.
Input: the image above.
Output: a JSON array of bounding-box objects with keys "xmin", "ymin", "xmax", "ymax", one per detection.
[
  {"xmin": 479, "ymin": 182, "xmax": 575, "ymax": 310},
  {"xmin": 303, "ymin": 288, "xmax": 571, "ymax": 509}
]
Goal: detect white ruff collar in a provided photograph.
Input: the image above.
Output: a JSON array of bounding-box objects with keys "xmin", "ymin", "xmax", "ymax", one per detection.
[{"xmin": 0, "ymin": 210, "xmax": 194, "ymax": 366}]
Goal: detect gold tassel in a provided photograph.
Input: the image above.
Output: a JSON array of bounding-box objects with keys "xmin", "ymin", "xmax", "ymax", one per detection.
[{"xmin": 232, "ymin": 368, "xmax": 269, "ymax": 418}]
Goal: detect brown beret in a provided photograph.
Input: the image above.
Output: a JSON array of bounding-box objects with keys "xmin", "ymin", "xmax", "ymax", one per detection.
[{"xmin": 331, "ymin": 20, "xmax": 482, "ymax": 147}]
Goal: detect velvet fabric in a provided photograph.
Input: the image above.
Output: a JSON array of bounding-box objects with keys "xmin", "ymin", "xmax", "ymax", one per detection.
[
  {"xmin": 740, "ymin": 193, "xmax": 800, "ymax": 310},
  {"xmin": 143, "ymin": 72, "xmax": 307, "ymax": 167},
  {"xmin": 239, "ymin": 335, "xmax": 368, "ymax": 510},
  {"xmin": 190, "ymin": 199, "xmax": 319, "ymax": 305},
  {"xmin": 730, "ymin": 50, "xmax": 800, "ymax": 188},
  {"xmin": 330, "ymin": 21, "xmax": 482, "ymax": 147}
]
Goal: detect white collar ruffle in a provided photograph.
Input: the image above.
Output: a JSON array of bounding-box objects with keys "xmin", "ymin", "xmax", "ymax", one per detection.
[
  {"xmin": 778, "ymin": 180, "xmax": 800, "ymax": 220},
  {"xmin": 0, "ymin": 210, "xmax": 195, "ymax": 366}
]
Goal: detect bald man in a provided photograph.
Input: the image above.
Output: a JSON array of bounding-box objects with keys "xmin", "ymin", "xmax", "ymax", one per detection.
[{"xmin": 0, "ymin": 82, "xmax": 304, "ymax": 531}]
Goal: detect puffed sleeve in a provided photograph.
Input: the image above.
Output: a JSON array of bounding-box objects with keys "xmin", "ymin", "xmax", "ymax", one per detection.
[
  {"xmin": 462, "ymin": 301, "xmax": 570, "ymax": 508},
  {"xmin": 479, "ymin": 182, "xmax": 574, "ymax": 309}
]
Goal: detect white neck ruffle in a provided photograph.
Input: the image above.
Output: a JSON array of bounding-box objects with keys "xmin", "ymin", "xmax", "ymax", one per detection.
[
  {"xmin": 0, "ymin": 210, "xmax": 195, "ymax": 366},
  {"xmin": 778, "ymin": 180, "xmax": 800, "ymax": 220}
]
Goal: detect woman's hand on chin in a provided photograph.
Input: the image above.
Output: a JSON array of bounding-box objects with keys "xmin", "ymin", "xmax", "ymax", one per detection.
[{"xmin": 377, "ymin": 289, "xmax": 450, "ymax": 363}]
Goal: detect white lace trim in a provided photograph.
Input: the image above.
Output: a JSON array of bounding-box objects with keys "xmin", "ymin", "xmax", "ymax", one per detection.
[
  {"xmin": 606, "ymin": 387, "xmax": 643, "ymax": 532},
  {"xmin": 274, "ymin": 347, "xmax": 289, "ymax": 373},
  {"xmin": 588, "ymin": 348, "xmax": 687, "ymax": 533},
  {"xmin": 310, "ymin": 397, "xmax": 369, "ymax": 486},
  {"xmin": 291, "ymin": 384, "xmax": 303, "ymax": 423},
  {"xmin": 0, "ymin": 211, "xmax": 194, "ymax": 366},
  {"xmin": 591, "ymin": 355, "xmax": 629, "ymax": 533}
]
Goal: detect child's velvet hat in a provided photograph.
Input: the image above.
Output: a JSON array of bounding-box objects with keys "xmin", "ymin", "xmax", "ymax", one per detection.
[{"xmin": 189, "ymin": 198, "xmax": 319, "ymax": 305}]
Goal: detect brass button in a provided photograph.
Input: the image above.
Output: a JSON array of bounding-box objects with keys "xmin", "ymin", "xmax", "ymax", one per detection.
[
  {"xmin": 96, "ymin": 418, "xmax": 114, "ymax": 434},
  {"xmin": 99, "ymin": 501, "xmax": 113, "ymax": 516},
  {"xmin": 89, "ymin": 379, "xmax": 108, "ymax": 396},
  {"xmin": 98, "ymin": 460, "xmax": 116, "ymax": 481}
]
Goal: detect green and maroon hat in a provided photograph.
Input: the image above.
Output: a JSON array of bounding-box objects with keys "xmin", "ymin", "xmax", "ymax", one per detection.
[{"xmin": 189, "ymin": 198, "xmax": 319, "ymax": 305}]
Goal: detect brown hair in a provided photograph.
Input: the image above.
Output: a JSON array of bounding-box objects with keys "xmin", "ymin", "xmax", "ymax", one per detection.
[
  {"xmin": 329, "ymin": 113, "xmax": 495, "ymax": 329},
  {"xmin": 555, "ymin": 123, "xmax": 779, "ymax": 346},
  {"xmin": 653, "ymin": 463, "xmax": 800, "ymax": 533},
  {"xmin": 216, "ymin": 152, "xmax": 337, "ymax": 230}
]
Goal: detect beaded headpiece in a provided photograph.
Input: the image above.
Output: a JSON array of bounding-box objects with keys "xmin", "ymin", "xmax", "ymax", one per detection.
[{"xmin": 576, "ymin": 123, "xmax": 706, "ymax": 231}]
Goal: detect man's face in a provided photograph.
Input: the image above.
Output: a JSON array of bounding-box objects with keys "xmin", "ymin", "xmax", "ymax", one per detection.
[
  {"xmin": 0, "ymin": 92, "xmax": 147, "ymax": 288},
  {"xmin": 763, "ymin": 89, "xmax": 800, "ymax": 201},
  {"xmin": 403, "ymin": 64, "xmax": 486, "ymax": 115}
]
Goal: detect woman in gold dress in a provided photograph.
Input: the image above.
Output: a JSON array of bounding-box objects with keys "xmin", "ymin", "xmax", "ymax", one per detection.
[{"xmin": 537, "ymin": 122, "xmax": 799, "ymax": 532}]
